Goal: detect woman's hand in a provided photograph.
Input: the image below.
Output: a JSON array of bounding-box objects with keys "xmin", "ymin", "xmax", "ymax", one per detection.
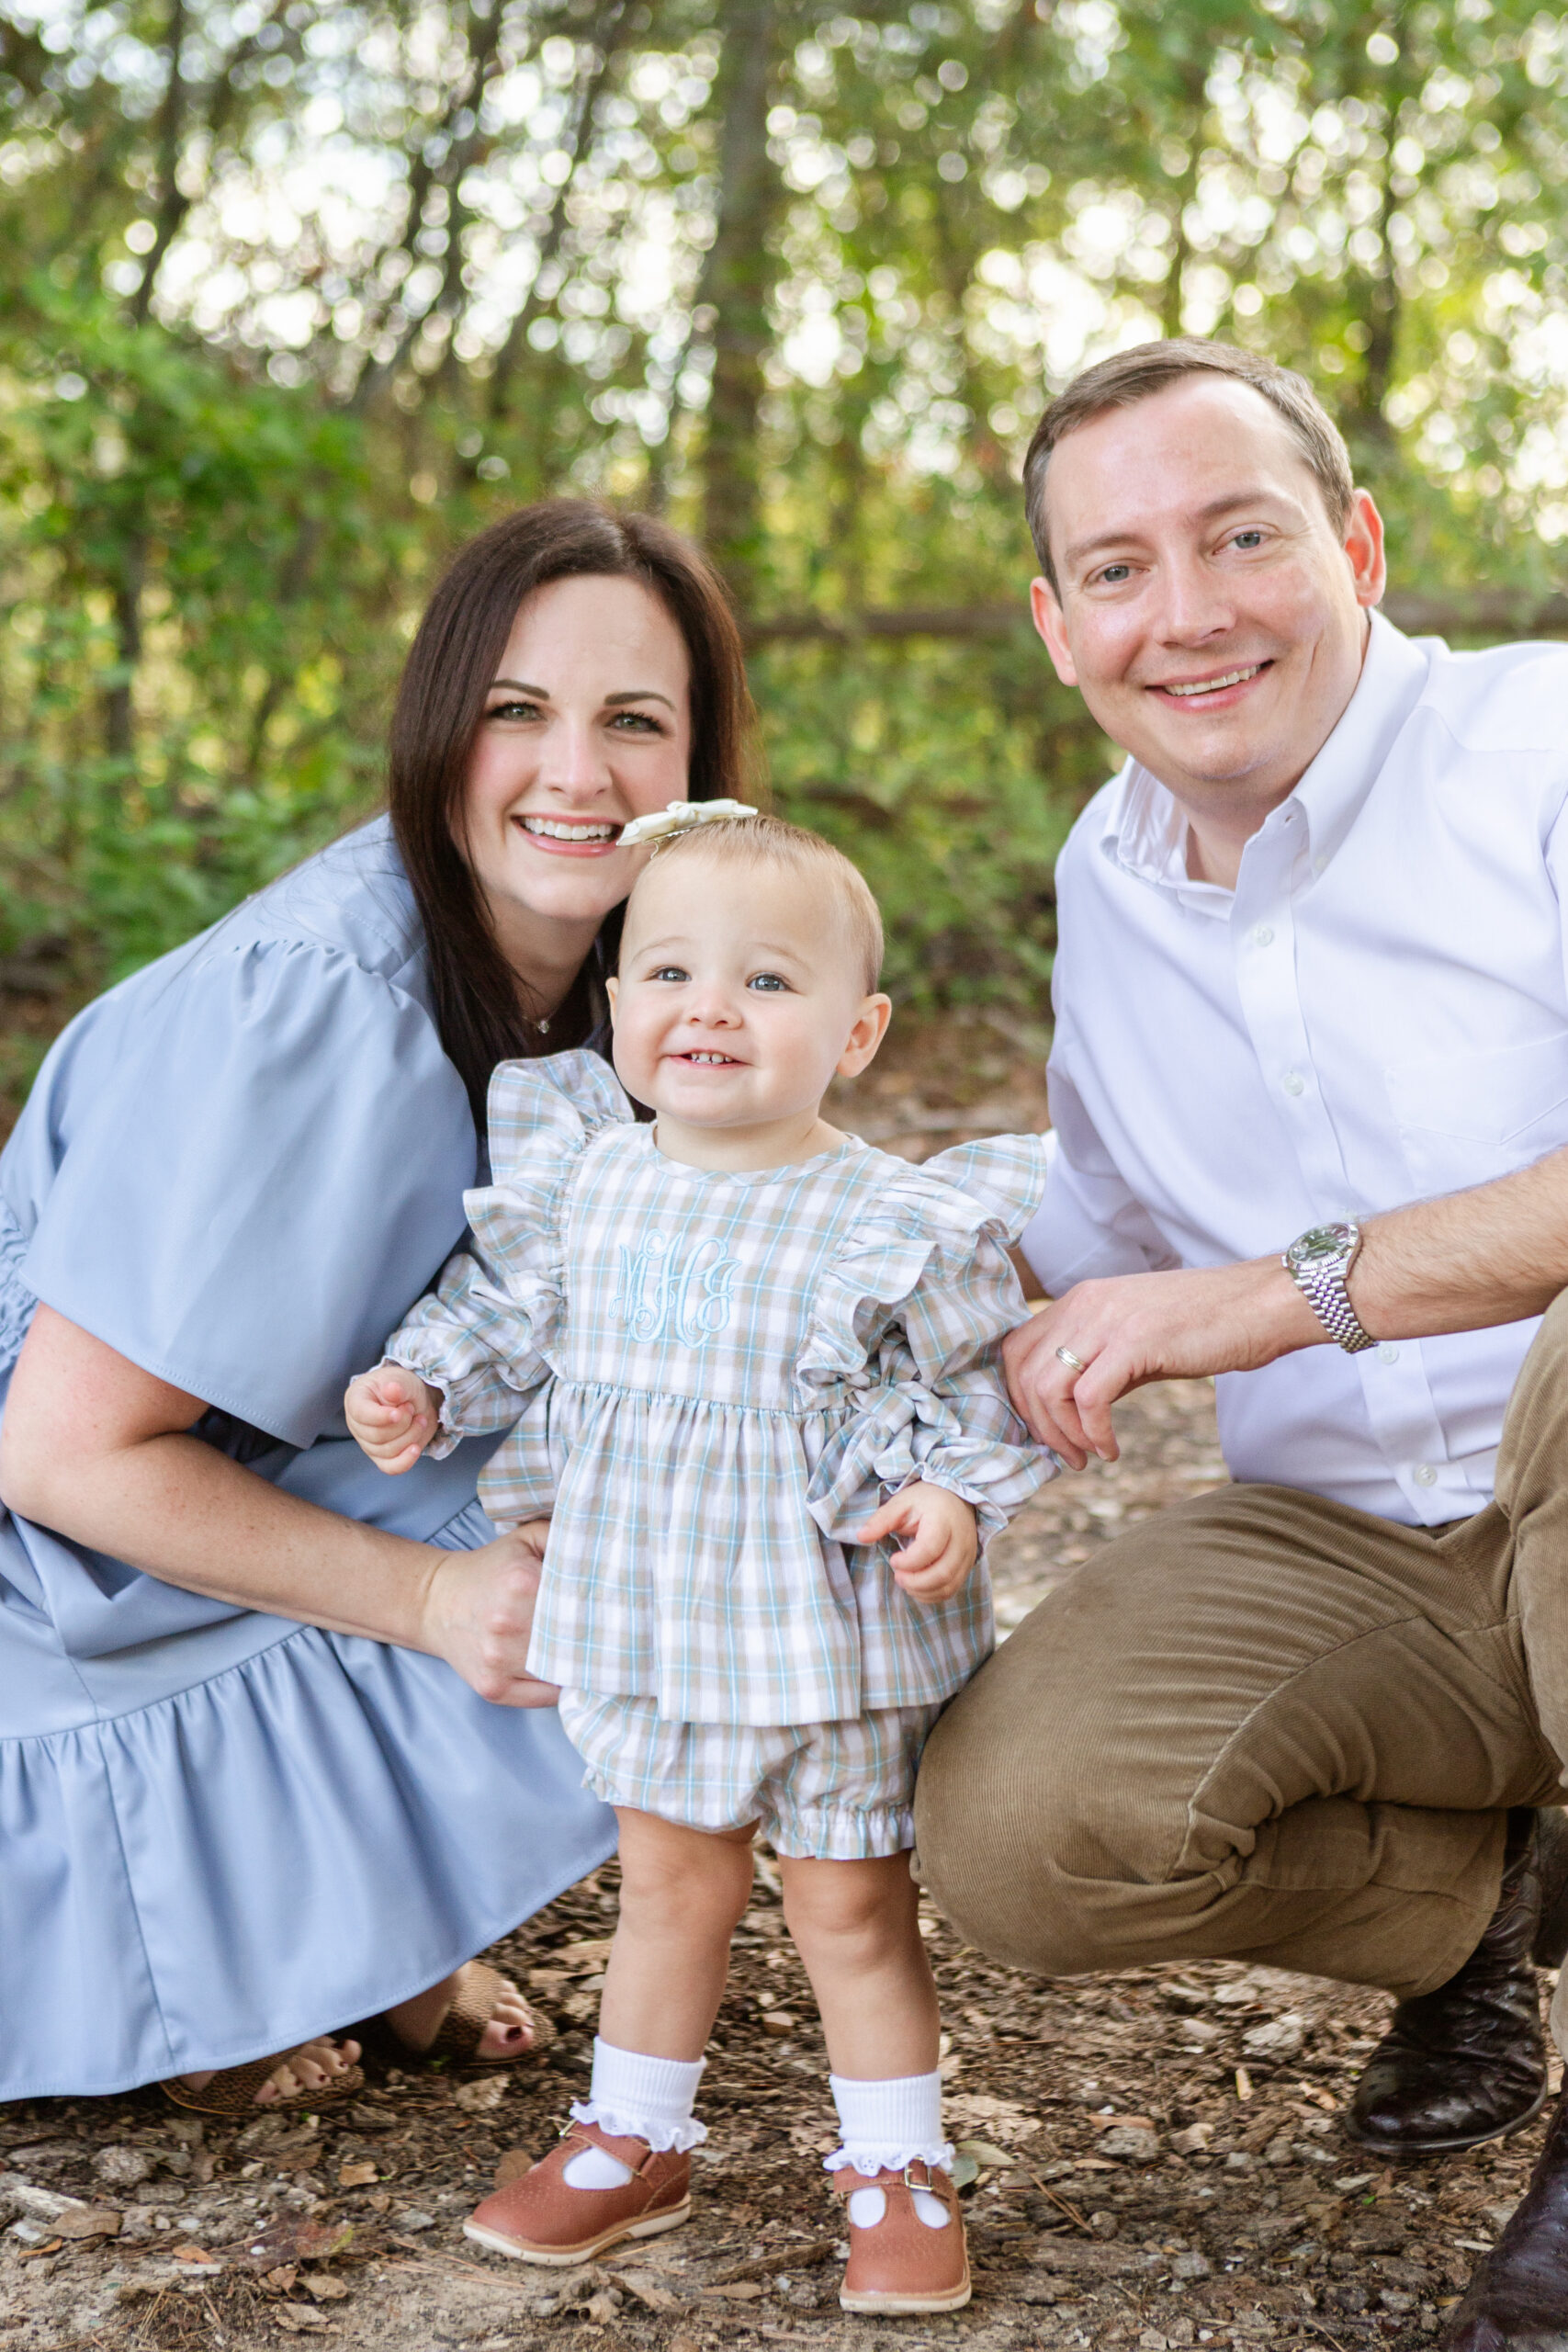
[
  {"xmin": 857, "ymin": 1483, "xmax": 978, "ymax": 1604},
  {"xmin": 417, "ymin": 1521, "xmax": 562, "ymax": 1707},
  {"xmin": 345, "ymin": 1363, "xmax": 444, "ymax": 1474}
]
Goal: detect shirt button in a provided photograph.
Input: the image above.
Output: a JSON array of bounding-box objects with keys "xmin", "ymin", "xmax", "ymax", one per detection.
[
  {"xmin": 1413, "ymin": 1464, "xmax": 1438, "ymax": 1487},
  {"xmin": 1281, "ymin": 1069, "xmax": 1305, "ymax": 1096},
  {"xmin": 1377, "ymin": 1342, "xmax": 1400, "ymax": 1363},
  {"xmin": 1251, "ymin": 923, "xmax": 1275, "ymax": 947}
]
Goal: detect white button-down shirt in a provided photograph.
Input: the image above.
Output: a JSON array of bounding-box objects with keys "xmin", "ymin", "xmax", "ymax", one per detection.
[{"xmin": 1020, "ymin": 612, "xmax": 1568, "ymax": 1526}]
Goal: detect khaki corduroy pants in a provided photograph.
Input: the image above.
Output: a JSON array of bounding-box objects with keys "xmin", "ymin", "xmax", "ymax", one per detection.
[{"xmin": 914, "ymin": 1292, "xmax": 1568, "ymax": 2024}]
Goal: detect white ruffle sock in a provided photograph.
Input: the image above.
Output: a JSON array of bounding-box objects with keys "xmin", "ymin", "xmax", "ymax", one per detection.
[
  {"xmin": 566, "ymin": 2040, "xmax": 708, "ymax": 2188},
  {"xmin": 825, "ymin": 2071, "xmax": 955, "ymax": 2230}
]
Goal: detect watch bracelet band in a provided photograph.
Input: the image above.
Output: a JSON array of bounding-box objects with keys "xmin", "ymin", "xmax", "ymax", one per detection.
[{"xmin": 1294, "ymin": 1261, "xmax": 1375, "ymax": 1353}]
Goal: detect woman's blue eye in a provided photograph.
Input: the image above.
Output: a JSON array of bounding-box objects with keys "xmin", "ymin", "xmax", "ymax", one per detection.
[{"xmin": 748, "ymin": 972, "xmax": 789, "ymax": 992}]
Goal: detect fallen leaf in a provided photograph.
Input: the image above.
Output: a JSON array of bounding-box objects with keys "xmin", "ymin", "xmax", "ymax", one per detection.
[
  {"xmin": 759, "ymin": 2011, "xmax": 796, "ymax": 2038},
  {"xmin": 244, "ymin": 2216, "xmax": 355, "ymax": 2269},
  {"xmin": 953, "ymin": 2138, "xmax": 1015, "ymax": 2170},
  {"xmin": 303, "ymin": 2274, "xmax": 349, "ymax": 2301},
  {"xmin": 453, "ymin": 2076, "xmax": 508, "ymax": 2115},
  {"xmin": 1090, "ymin": 2113, "xmax": 1155, "ymax": 2132},
  {"xmin": 276, "ymin": 2304, "xmax": 331, "ymax": 2333},
  {"xmin": 171, "ymin": 2244, "xmax": 218, "ymax": 2265},
  {"xmin": 548, "ymin": 1937, "xmax": 616, "ymax": 1970},
  {"xmin": 1235, "ymin": 2066, "xmax": 1254, "ymax": 2101},
  {"xmin": 264, "ymin": 2267, "xmax": 299, "ymax": 2293},
  {"xmin": 56, "ymin": 2205, "xmax": 122, "ymax": 2240},
  {"xmin": 494, "ymin": 2148, "xmax": 535, "ymax": 2187},
  {"xmin": 17, "ymin": 2238, "xmax": 63, "ymax": 2261},
  {"xmin": 950, "ymin": 2152, "xmax": 979, "ymax": 2190},
  {"xmin": 338, "ymin": 2162, "xmax": 378, "ymax": 2188},
  {"xmin": 612, "ymin": 2271, "xmax": 682, "ymax": 2312},
  {"xmin": 366, "ymin": 2193, "xmax": 391, "ymax": 2213},
  {"xmin": 704, "ymin": 2280, "xmax": 764, "ymax": 2301}
]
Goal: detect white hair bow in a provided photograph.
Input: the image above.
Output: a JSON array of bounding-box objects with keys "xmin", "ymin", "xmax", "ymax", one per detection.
[{"xmin": 620, "ymin": 797, "xmax": 759, "ymax": 847}]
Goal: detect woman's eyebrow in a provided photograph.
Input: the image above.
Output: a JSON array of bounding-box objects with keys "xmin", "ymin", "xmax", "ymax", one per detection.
[
  {"xmin": 605, "ymin": 688, "xmax": 676, "ymax": 710},
  {"xmin": 489, "ymin": 676, "xmax": 546, "ymax": 695}
]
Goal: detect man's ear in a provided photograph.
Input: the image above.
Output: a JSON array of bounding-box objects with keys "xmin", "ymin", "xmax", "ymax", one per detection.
[
  {"xmin": 1345, "ymin": 489, "xmax": 1386, "ymax": 611},
  {"xmin": 838, "ymin": 993, "xmax": 893, "ymax": 1078},
  {"xmin": 1031, "ymin": 577, "xmax": 1078, "ymax": 687}
]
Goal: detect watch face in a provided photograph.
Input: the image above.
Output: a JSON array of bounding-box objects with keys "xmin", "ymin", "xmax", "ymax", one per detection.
[{"xmin": 1292, "ymin": 1222, "xmax": 1353, "ymax": 1266}]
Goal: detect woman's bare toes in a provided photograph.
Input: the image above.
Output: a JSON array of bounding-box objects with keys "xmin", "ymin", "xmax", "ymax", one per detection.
[
  {"xmin": 253, "ymin": 2037, "xmax": 362, "ymax": 2106},
  {"xmin": 476, "ymin": 1981, "xmax": 535, "ymax": 2063}
]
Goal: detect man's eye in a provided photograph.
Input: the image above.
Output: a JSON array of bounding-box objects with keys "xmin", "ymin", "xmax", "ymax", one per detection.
[
  {"xmin": 1095, "ymin": 562, "xmax": 1133, "ymax": 586},
  {"xmin": 748, "ymin": 972, "xmax": 790, "ymax": 992},
  {"xmin": 1230, "ymin": 529, "xmax": 1266, "ymax": 550}
]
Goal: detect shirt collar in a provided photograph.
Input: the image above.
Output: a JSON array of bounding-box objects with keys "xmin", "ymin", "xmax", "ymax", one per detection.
[{"xmin": 1098, "ymin": 609, "xmax": 1433, "ymax": 907}]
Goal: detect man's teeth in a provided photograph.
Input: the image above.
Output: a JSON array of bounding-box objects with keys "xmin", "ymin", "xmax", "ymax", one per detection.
[
  {"xmin": 1162, "ymin": 665, "xmax": 1262, "ymax": 698},
  {"xmin": 522, "ymin": 817, "xmax": 619, "ymax": 840}
]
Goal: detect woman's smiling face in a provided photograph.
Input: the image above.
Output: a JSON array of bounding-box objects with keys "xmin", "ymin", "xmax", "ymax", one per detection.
[{"xmin": 459, "ymin": 572, "xmax": 694, "ymax": 956}]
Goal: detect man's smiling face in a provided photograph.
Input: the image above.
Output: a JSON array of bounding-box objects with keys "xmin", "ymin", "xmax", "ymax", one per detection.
[{"xmin": 1030, "ymin": 375, "xmax": 1385, "ymax": 831}]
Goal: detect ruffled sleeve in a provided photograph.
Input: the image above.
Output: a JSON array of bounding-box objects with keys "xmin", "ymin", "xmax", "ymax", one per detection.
[
  {"xmin": 382, "ymin": 1050, "xmax": 633, "ymax": 1455},
  {"xmin": 7, "ymin": 933, "xmax": 477, "ymax": 1449},
  {"xmin": 800, "ymin": 1136, "xmax": 1054, "ymax": 1548}
]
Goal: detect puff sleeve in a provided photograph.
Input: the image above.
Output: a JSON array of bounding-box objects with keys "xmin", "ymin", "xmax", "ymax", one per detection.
[
  {"xmin": 9, "ymin": 935, "xmax": 477, "ymax": 1450},
  {"xmin": 382, "ymin": 1050, "xmax": 634, "ymax": 1454},
  {"xmin": 801, "ymin": 1134, "xmax": 1055, "ymax": 1547}
]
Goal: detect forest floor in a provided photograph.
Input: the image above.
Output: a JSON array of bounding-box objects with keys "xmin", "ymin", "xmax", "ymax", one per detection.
[{"xmin": 0, "ymin": 1016, "xmax": 1551, "ymax": 2351}]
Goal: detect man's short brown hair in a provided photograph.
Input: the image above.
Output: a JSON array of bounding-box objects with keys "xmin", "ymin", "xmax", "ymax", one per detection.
[{"xmin": 1023, "ymin": 339, "xmax": 1355, "ymax": 592}]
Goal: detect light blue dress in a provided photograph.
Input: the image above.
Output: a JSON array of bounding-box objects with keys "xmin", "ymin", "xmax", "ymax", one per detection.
[{"xmin": 0, "ymin": 818, "xmax": 615, "ymax": 2102}]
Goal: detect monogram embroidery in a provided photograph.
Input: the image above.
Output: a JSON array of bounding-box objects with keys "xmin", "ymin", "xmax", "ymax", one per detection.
[{"xmin": 613, "ymin": 1232, "xmax": 738, "ymax": 1345}]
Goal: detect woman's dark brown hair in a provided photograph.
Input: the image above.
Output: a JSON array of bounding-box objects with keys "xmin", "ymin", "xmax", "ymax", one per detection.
[{"xmin": 389, "ymin": 499, "xmax": 758, "ymax": 1121}]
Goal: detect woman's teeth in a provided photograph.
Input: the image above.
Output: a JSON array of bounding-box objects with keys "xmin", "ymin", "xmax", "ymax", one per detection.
[
  {"xmin": 1162, "ymin": 665, "xmax": 1263, "ymax": 698},
  {"xmin": 521, "ymin": 817, "xmax": 619, "ymax": 841}
]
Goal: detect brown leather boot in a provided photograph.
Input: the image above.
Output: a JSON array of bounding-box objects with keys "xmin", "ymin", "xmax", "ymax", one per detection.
[
  {"xmin": 1441, "ymin": 2084, "xmax": 1568, "ymax": 2349},
  {"xmin": 1347, "ymin": 1809, "xmax": 1548, "ymax": 2156}
]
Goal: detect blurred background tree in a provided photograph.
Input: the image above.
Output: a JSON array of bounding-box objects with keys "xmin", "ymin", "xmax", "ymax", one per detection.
[{"xmin": 4, "ymin": 0, "xmax": 1568, "ymax": 1116}]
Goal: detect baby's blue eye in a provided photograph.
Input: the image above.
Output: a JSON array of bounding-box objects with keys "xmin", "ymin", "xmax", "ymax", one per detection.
[
  {"xmin": 650, "ymin": 966, "xmax": 689, "ymax": 983},
  {"xmin": 748, "ymin": 972, "xmax": 789, "ymax": 992}
]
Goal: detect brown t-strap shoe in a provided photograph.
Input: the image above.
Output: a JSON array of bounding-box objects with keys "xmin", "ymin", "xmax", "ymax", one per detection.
[
  {"xmin": 833, "ymin": 2160, "xmax": 972, "ymax": 2313},
  {"xmin": 463, "ymin": 2120, "xmax": 692, "ymax": 2265}
]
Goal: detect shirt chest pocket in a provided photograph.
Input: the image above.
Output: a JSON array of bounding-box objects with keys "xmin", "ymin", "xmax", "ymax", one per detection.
[{"xmin": 1384, "ymin": 1031, "xmax": 1568, "ymax": 1198}]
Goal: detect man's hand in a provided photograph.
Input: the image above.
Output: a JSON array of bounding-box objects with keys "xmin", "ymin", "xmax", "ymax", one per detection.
[
  {"xmin": 345, "ymin": 1362, "xmax": 444, "ymax": 1474},
  {"xmin": 858, "ymin": 1482, "xmax": 979, "ymax": 1602},
  {"xmin": 1005, "ymin": 1258, "xmax": 1326, "ymax": 1467},
  {"xmin": 418, "ymin": 1521, "xmax": 561, "ymax": 1706}
]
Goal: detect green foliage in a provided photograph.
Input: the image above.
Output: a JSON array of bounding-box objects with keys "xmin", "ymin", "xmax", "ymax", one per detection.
[{"xmin": 3, "ymin": 0, "xmax": 1568, "ymax": 1092}]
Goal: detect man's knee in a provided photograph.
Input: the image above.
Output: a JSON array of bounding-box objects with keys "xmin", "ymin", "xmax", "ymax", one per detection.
[{"xmin": 912, "ymin": 1624, "xmax": 1180, "ymax": 1978}]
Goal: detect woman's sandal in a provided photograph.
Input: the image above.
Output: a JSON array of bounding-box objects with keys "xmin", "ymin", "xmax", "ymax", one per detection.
[
  {"xmin": 161, "ymin": 2044, "xmax": 366, "ymax": 2119},
  {"xmin": 368, "ymin": 1960, "xmax": 557, "ymax": 2071}
]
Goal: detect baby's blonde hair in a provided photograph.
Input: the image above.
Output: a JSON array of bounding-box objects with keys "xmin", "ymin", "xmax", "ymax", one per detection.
[{"xmin": 627, "ymin": 813, "xmax": 885, "ymax": 993}]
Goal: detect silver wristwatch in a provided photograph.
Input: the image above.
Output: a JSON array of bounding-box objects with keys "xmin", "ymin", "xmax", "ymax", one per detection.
[{"xmin": 1282, "ymin": 1219, "xmax": 1374, "ymax": 1352}]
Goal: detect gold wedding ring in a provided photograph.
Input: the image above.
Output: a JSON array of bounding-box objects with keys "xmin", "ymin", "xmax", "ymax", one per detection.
[{"xmin": 1055, "ymin": 1345, "xmax": 1089, "ymax": 1374}]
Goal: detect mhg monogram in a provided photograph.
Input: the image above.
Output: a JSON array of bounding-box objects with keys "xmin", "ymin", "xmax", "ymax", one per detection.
[{"xmin": 613, "ymin": 1232, "xmax": 738, "ymax": 1346}]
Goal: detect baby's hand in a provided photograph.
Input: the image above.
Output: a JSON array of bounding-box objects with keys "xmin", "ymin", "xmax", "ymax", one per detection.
[
  {"xmin": 856, "ymin": 1482, "xmax": 978, "ymax": 1603},
  {"xmin": 345, "ymin": 1362, "xmax": 444, "ymax": 1475}
]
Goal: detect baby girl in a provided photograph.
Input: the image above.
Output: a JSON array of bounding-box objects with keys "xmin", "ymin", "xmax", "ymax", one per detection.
[{"xmin": 346, "ymin": 811, "xmax": 1050, "ymax": 2313}]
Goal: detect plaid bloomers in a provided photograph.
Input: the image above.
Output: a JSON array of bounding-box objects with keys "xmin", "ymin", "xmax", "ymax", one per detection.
[{"xmin": 558, "ymin": 1690, "xmax": 948, "ymax": 1859}]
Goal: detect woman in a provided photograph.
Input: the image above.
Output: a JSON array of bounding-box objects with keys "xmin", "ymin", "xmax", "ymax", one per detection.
[{"xmin": 0, "ymin": 501, "xmax": 755, "ymax": 2110}]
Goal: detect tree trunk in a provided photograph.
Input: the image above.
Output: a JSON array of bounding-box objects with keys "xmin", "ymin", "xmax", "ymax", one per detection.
[{"xmin": 695, "ymin": 0, "xmax": 781, "ymax": 611}]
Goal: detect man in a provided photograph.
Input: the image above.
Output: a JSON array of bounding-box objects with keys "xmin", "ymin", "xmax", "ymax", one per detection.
[{"xmin": 912, "ymin": 337, "xmax": 1568, "ymax": 2350}]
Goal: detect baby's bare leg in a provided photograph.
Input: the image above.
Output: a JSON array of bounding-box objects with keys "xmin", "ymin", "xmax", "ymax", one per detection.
[
  {"xmin": 779, "ymin": 1853, "xmax": 940, "ymax": 2077},
  {"xmin": 599, "ymin": 1808, "xmax": 758, "ymax": 2060}
]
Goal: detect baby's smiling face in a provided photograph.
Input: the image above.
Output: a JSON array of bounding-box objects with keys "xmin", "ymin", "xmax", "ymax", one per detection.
[{"xmin": 607, "ymin": 850, "xmax": 891, "ymax": 1167}]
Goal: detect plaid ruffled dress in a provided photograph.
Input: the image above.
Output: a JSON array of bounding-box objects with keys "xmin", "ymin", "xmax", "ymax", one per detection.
[{"xmin": 386, "ymin": 1053, "xmax": 1053, "ymax": 1850}]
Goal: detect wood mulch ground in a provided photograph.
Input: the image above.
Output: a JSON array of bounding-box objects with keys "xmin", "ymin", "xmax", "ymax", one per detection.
[{"xmin": 0, "ymin": 1018, "xmax": 1551, "ymax": 2348}]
